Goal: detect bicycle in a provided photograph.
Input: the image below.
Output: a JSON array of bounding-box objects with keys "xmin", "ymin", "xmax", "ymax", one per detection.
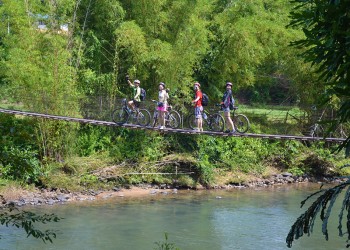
[
  {"xmin": 308, "ymin": 109, "xmax": 326, "ymax": 137},
  {"xmin": 151, "ymin": 100, "xmax": 181, "ymax": 129},
  {"xmin": 333, "ymin": 123, "xmax": 349, "ymax": 138},
  {"xmin": 112, "ymin": 98, "xmax": 151, "ymax": 126},
  {"xmin": 187, "ymin": 107, "xmax": 225, "ymax": 132},
  {"xmin": 187, "ymin": 105, "xmax": 249, "ymax": 133}
]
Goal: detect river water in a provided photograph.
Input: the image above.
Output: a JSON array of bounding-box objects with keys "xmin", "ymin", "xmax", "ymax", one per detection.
[{"xmin": 0, "ymin": 183, "xmax": 348, "ymax": 250}]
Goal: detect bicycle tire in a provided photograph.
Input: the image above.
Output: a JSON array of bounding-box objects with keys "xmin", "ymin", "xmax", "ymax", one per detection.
[
  {"xmin": 234, "ymin": 114, "xmax": 250, "ymax": 133},
  {"xmin": 188, "ymin": 114, "xmax": 197, "ymax": 130},
  {"xmin": 188, "ymin": 112, "xmax": 209, "ymax": 130},
  {"xmin": 209, "ymin": 114, "xmax": 224, "ymax": 132},
  {"xmin": 152, "ymin": 111, "xmax": 158, "ymax": 127},
  {"xmin": 167, "ymin": 110, "xmax": 181, "ymax": 129},
  {"xmin": 309, "ymin": 124, "xmax": 323, "ymax": 137},
  {"xmin": 333, "ymin": 123, "xmax": 349, "ymax": 138},
  {"xmin": 136, "ymin": 109, "xmax": 151, "ymax": 126},
  {"xmin": 112, "ymin": 108, "xmax": 128, "ymax": 124}
]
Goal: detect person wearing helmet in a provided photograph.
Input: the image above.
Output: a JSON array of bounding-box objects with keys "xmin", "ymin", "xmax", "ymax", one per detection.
[
  {"xmin": 157, "ymin": 82, "xmax": 169, "ymax": 129},
  {"xmin": 221, "ymin": 82, "xmax": 235, "ymax": 134},
  {"xmin": 191, "ymin": 82, "xmax": 203, "ymax": 132},
  {"xmin": 126, "ymin": 75, "xmax": 141, "ymax": 111}
]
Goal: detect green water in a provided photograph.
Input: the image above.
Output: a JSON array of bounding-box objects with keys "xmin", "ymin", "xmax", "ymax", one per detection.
[{"xmin": 0, "ymin": 183, "xmax": 348, "ymax": 250}]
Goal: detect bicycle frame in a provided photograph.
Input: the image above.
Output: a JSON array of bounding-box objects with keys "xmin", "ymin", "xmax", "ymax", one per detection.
[{"xmin": 152, "ymin": 100, "xmax": 181, "ymax": 128}]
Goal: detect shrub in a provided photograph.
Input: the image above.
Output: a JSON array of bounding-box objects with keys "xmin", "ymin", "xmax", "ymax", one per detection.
[{"xmin": 0, "ymin": 146, "xmax": 42, "ymax": 184}]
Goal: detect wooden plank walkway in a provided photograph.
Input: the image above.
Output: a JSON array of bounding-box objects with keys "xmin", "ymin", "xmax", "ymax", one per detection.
[{"xmin": 0, "ymin": 108, "xmax": 346, "ymax": 143}]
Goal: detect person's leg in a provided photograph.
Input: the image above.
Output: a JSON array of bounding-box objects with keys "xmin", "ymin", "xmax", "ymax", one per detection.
[
  {"xmin": 128, "ymin": 100, "xmax": 135, "ymax": 110},
  {"xmin": 195, "ymin": 107, "xmax": 201, "ymax": 131},
  {"xmin": 198, "ymin": 117, "xmax": 203, "ymax": 131},
  {"xmin": 199, "ymin": 107, "xmax": 203, "ymax": 131},
  {"xmin": 224, "ymin": 111, "xmax": 235, "ymax": 132},
  {"xmin": 158, "ymin": 110, "xmax": 165, "ymax": 128},
  {"xmin": 161, "ymin": 111, "xmax": 166, "ymax": 127}
]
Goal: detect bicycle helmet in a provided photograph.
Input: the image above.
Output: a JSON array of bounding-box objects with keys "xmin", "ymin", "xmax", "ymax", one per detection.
[
  {"xmin": 134, "ymin": 79, "xmax": 140, "ymax": 84},
  {"xmin": 226, "ymin": 82, "xmax": 233, "ymax": 86},
  {"xmin": 159, "ymin": 82, "xmax": 165, "ymax": 87},
  {"xmin": 194, "ymin": 82, "xmax": 200, "ymax": 87}
]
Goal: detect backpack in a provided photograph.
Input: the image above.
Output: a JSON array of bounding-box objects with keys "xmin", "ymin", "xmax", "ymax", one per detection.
[
  {"xmin": 229, "ymin": 96, "xmax": 235, "ymax": 110},
  {"xmin": 202, "ymin": 92, "xmax": 209, "ymax": 106},
  {"xmin": 140, "ymin": 88, "xmax": 146, "ymax": 101}
]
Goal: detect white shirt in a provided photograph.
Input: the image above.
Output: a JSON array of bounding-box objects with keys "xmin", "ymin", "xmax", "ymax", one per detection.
[{"xmin": 158, "ymin": 90, "xmax": 169, "ymax": 104}]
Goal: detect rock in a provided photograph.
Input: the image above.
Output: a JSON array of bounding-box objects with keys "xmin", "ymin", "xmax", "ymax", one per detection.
[
  {"xmin": 150, "ymin": 190, "xmax": 158, "ymax": 195},
  {"xmin": 282, "ymin": 172, "xmax": 293, "ymax": 177},
  {"xmin": 56, "ymin": 194, "xmax": 70, "ymax": 202},
  {"xmin": 47, "ymin": 199, "xmax": 55, "ymax": 205}
]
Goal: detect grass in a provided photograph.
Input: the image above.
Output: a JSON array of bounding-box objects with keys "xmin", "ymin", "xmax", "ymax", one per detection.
[{"xmin": 239, "ymin": 104, "xmax": 306, "ymax": 123}]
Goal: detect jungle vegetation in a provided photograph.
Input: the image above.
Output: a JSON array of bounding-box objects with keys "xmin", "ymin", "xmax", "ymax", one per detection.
[{"xmin": 0, "ymin": 0, "xmax": 347, "ymax": 190}]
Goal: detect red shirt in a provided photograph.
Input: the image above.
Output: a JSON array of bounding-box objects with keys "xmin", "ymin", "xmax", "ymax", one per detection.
[{"xmin": 195, "ymin": 90, "xmax": 202, "ymax": 107}]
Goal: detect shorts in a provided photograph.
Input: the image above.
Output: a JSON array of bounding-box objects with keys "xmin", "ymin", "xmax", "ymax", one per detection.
[
  {"xmin": 222, "ymin": 106, "xmax": 230, "ymax": 112},
  {"xmin": 195, "ymin": 106, "xmax": 203, "ymax": 119},
  {"xmin": 157, "ymin": 104, "xmax": 167, "ymax": 112},
  {"xmin": 132, "ymin": 99, "xmax": 141, "ymax": 108}
]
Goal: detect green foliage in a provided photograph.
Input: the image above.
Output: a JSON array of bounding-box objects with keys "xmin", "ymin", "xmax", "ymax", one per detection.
[
  {"xmin": 286, "ymin": 180, "xmax": 350, "ymax": 248},
  {"xmin": 80, "ymin": 174, "xmax": 98, "ymax": 188},
  {"xmin": 196, "ymin": 154, "xmax": 214, "ymax": 185},
  {"xmin": 288, "ymin": 0, "xmax": 350, "ymax": 155},
  {"xmin": 0, "ymin": 146, "xmax": 42, "ymax": 184},
  {"xmin": 0, "ymin": 205, "xmax": 61, "ymax": 243},
  {"xmin": 76, "ymin": 126, "xmax": 112, "ymax": 156},
  {"xmin": 154, "ymin": 232, "xmax": 180, "ymax": 250},
  {"xmin": 0, "ymin": 0, "xmax": 348, "ymax": 191}
]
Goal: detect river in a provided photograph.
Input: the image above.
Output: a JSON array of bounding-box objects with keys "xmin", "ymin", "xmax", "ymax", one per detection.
[{"xmin": 0, "ymin": 183, "xmax": 347, "ymax": 250}]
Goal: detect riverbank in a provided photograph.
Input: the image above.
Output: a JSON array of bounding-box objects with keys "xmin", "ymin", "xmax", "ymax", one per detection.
[{"xmin": 1, "ymin": 172, "xmax": 346, "ymax": 208}]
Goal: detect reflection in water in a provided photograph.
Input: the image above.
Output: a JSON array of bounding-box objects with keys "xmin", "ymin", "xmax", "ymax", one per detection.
[{"xmin": 0, "ymin": 183, "xmax": 347, "ymax": 250}]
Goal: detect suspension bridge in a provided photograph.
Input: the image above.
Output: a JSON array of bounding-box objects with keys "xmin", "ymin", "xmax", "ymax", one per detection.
[{"xmin": 0, "ymin": 107, "xmax": 346, "ymax": 143}]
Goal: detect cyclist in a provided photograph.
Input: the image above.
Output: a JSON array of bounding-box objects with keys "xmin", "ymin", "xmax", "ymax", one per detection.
[
  {"xmin": 221, "ymin": 82, "xmax": 236, "ymax": 134},
  {"xmin": 126, "ymin": 75, "xmax": 141, "ymax": 111},
  {"xmin": 157, "ymin": 82, "xmax": 169, "ymax": 129},
  {"xmin": 191, "ymin": 82, "xmax": 203, "ymax": 132}
]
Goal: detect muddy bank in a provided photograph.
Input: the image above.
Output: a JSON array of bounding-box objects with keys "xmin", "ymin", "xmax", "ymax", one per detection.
[{"xmin": 1, "ymin": 173, "xmax": 346, "ymax": 208}]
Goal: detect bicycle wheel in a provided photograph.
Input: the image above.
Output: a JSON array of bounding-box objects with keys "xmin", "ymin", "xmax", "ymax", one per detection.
[
  {"xmin": 209, "ymin": 114, "xmax": 224, "ymax": 132},
  {"xmin": 136, "ymin": 109, "xmax": 151, "ymax": 126},
  {"xmin": 309, "ymin": 124, "xmax": 323, "ymax": 137},
  {"xmin": 152, "ymin": 111, "xmax": 158, "ymax": 127},
  {"xmin": 234, "ymin": 114, "xmax": 250, "ymax": 133},
  {"xmin": 112, "ymin": 108, "xmax": 128, "ymax": 124},
  {"xmin": 341, "ymin": 123, "xmax": 349, "ymax": 138},
  {"xmin": 188, "ymin": 114, "xmax": 197, "ymax": 130},
  {"xmin": 334, "ymin": 123, "xmax": 349, "ymax": 138},
  {"xmin": 167, "ymin": 110, "xmax": 181, "ymax": 129}
]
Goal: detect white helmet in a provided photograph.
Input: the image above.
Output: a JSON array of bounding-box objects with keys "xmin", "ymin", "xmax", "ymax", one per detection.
[{"xmin": 134, "ymin": 79, "xmax": 140, "ymax": 84}]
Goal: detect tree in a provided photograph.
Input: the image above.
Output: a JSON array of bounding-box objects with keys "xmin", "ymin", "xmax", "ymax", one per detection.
[
  {"xmin": 288, "ymin": 0, "xmax": 350, "ymax": 147},
  {"xmin": 0, "ymin": 0, "xmax": 80, "ymax": 160},
  {"xmin": 286, "ymin": 0, "xmax": 350, "ymax": 247}
]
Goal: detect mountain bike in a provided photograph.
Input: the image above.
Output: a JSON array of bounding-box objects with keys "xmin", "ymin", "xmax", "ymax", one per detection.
[
  {"xmin": 308, "ymin": 109, "xmax": 326, "ymax": 137},
  {"xmin": 151, "ymin": 100, "xmax": 181, "ymax": 129},
  {"xmin": 333, "ymin": 123, "xmax": 349, "ymax": 138},
  {"xmin": 188, "ymin": 108, "xmax": 225, "ymax": 132},
  {"xmin": 112, "ymin": 98, "xmax": 151, "ymax": 126}
]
